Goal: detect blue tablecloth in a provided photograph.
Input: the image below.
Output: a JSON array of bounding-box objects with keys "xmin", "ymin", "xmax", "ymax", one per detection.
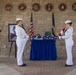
[{"xmin": 30, "ymin": 39, "xmax": 57, "ymax": 60}]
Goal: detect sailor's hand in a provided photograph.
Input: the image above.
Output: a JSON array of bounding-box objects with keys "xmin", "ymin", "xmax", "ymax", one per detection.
[{"xmin": 58, "ymin": 36, "xmax": 62, "ymax": 40}]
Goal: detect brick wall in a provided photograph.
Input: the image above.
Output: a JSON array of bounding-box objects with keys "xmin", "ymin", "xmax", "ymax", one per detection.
[{"xmin": 0, "ymin": 0, "xmax": 76, "ymax": 58}]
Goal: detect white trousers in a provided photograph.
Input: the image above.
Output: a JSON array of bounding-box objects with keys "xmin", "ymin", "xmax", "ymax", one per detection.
[
  {"xmin": 16, "ymin": 40, "xmax": 27, "ymax": 65},
  {"xmin": 66, "ymin": 45, "xmax": 73, "ymax": 65}
]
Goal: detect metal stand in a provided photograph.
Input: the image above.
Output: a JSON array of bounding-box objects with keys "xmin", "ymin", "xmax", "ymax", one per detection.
[{"xmin": 9, "ymin": 42, "xmax": 17, "ymax": 58}]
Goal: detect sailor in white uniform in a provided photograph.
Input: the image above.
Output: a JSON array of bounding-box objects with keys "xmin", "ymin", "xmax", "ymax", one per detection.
[
  {"xmin": 15, "ymin": 18, "xmax": 29, "ymax": 67},
  {"xmin": 59, "ymin": 20, "xmax": 74, "ymax": 67}
]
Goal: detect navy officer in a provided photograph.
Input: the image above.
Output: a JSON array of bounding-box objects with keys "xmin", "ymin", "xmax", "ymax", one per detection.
[
  {"xmin": 59, "ymin": 20, "xmax": 74, "ymax": 67},
  {"xmin": 15, "ymin": 18, "xmax": 29, "ymax": 67}
]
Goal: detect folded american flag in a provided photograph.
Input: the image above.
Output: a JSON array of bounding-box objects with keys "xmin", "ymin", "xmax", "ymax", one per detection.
[{"xmin": 58, "ymin": 28, "xmax": 65, "ymax": 36}]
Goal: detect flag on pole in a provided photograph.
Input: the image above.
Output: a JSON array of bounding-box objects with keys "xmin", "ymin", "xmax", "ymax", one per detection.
[
  {"xmin": 30, "ymin": 13, "xmax": 34, "ymax": 44},
  {"xmin": 30, "ymin": 13, "xmax": 34, "ymax": 36},
  {"xmin": 51, "ymin": 12, "xmax": 56, "ymax": 37}
]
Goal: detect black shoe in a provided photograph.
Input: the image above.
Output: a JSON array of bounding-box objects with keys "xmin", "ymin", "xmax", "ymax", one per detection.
[
  {"xmin": 65, "ymin": 64, "xmax": 73, "ymax": 67},
  {"xmin": 18, "ymin": 63, "xmax": 26, "ymax": 67}
]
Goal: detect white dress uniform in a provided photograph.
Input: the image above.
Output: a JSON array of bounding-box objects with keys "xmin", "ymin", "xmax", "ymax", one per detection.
[
  {"xmin": 62, "ymin": 27, "xmax": 74, "ymax": 65},
  {"xmin": 15, "ymin": 25, "xmax": 29, "ymax": 65}
]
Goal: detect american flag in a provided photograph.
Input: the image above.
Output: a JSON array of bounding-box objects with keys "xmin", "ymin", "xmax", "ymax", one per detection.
[
  {"xmin": 30, "ymin": 13, "xmax": 34, "ymax": 44},
  {"xmin": 58, "ymin": 28, "xmax": 65, "ymax": 36}
]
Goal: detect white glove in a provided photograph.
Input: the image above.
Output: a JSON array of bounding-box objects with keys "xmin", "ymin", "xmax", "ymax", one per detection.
[
  {"xmin": 26, "ymin": 35, "xmax": 29, "ymax": 40},
  {"xmin": 58, "ymin": 36, "xmax": 62, "ymax": 40}
]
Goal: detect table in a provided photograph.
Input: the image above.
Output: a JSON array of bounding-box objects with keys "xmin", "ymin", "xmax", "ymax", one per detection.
[{"xmin": 30, "ymin": 39, "xmax": 57, "ymax": 60}]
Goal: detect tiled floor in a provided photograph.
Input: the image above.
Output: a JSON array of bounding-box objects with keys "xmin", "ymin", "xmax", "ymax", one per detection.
[
  {"xmin": 0, "ymin": 63, "xmax": 22, "ymax": 75},
  {"xmin": 0, "ymin": 56, "xmax": 76, "ymax": 75}
]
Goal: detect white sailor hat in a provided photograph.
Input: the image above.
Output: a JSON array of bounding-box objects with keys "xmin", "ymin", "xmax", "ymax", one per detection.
[
  {"xmin": 65, "ymin": 20, "xmax": 72, "ymax": 24},
  {"xmin": 16, "ymin": 18, "xmax": 22, "ymax": 21}
]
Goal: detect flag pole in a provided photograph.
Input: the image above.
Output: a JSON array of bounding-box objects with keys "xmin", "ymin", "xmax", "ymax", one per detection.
[{"xmin": 51, "ymin": 12, "xmax": 56, "ymax": 37}]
